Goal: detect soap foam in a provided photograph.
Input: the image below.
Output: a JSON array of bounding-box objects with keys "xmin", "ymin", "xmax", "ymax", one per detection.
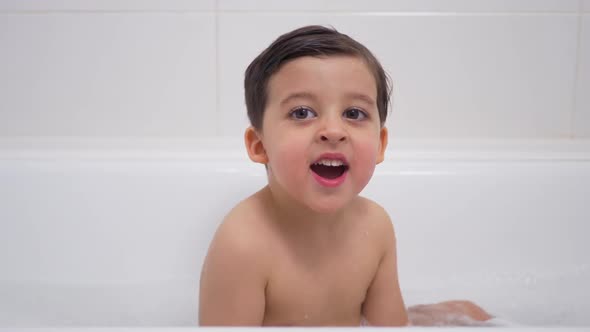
[{"xmin": 361, "ymin": 313, "xmax": 520, "ymax": 327}]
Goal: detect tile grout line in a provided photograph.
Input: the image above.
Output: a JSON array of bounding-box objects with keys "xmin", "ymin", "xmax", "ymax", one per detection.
[
  {"xmin": 570, "ymin": 0, "xmax": 584, "ymax": 138},
  {"xmin": 214, "ymin": 0, "xmax": 221, "ymax": 136},
  {"xmin": 0, "ymin": 10, "xmax": 582, "ymax": 15},
  {"xmin": 193, "ymin": 11, "xmax": 581, "ymax": 16},
  {"xmin": 0, "ymin": 10, "xmax": 215, "ymax": 14}
]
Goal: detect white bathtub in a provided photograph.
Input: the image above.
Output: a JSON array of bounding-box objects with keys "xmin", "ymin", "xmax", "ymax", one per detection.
[{"xmin": 0, "ymin": 140, "xmax": 589, "ymax": 330}]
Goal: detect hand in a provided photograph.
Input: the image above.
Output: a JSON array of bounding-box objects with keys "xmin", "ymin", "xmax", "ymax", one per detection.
[{"xmin": 408, "ymin": 300, "xmax": 492, "ymax": 326}]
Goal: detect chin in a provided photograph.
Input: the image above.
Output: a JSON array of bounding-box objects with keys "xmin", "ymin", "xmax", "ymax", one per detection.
[{"xmin": 304, "ymin": 195, "xmax": 351, "ymax": 215}]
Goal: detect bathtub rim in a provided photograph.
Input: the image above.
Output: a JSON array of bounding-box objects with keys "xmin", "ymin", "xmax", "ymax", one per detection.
[
  {"xmin": 0, "ymin": 137, "xmax": 589, "ymax": 161},
  {"xmin": 1, "ymin": 327, "xmax": 589, "ymax": 331}
]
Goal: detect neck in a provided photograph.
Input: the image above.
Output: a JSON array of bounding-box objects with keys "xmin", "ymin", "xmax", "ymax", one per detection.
[{"xmin": 261, "ymin": 184, "xmax": 346, "ymax": 236}]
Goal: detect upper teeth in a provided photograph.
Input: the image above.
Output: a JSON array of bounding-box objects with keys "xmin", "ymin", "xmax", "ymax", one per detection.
[{"xmin": 314, "ymin": 159, "xmax": 344, "ymax": 167}]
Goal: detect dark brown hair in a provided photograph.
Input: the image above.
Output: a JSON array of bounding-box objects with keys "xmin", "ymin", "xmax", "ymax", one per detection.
[{"xmin": 244, "ymin": 25, "xmax": 392, "ymax": 130}]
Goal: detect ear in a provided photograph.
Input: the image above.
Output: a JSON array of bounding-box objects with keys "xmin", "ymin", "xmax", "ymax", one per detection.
[
  {"xmin": 244, "ymin": 126, "xmax": 268, "ymax": 164},
  {"xmin": 376, "ymin": 126, "xmax": 388, "ymax": 164}
]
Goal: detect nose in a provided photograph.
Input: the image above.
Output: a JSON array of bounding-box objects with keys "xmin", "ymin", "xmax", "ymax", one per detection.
[{"xmin": 317, "ymin": 116, "xmax": 347, "ymax": 143}]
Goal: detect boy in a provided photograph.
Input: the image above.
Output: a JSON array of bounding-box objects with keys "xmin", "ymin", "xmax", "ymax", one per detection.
[{"xmin": 199, "ymin": 25, "xmax": 491, "ymax": 326}]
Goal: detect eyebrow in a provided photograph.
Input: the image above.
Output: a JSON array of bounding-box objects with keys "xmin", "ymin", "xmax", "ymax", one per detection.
[
  {"xmin": 279, "ymin": 92, "xmax": 375, "ymax": 107},
  {"xmin": 279, "ymin": 92, "xmax": 317, "ymax": 107},
  {"xmin": 346, "ymin": 93, "xmax": 376, "ymax": 106}
]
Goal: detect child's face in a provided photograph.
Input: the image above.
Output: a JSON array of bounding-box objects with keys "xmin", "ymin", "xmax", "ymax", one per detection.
[{"xmin": 246, "ymin": 55, "xmax": 387, "ymax": 214}]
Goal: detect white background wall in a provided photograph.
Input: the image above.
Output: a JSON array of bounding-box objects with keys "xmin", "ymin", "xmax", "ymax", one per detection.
[{"xmin": 0, "ymin": 0, "xmax": 589, "ymax": 147}]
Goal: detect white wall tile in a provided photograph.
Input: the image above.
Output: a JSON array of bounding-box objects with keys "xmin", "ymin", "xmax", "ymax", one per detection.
[
  {"xmin": 219, "ymin": 0, "xmax": 579, "ymax": 13},
  {"xmin": 574, "ymin": 15, "xmax": 590, "ymax": 138},
  {"xmin": 583, "ymin": 0, "xmax": 590, "ymax": 13},
  {"xmin": 0, "ymin": 13, "xmax": 216, "ymax": 137},
  {"xmin": 0, "ymin": 0, "xmax": 215, "ymax": 11},
  {"xmin": 218, "ymin": 14, "xmax": 577, "ymax": 139}
]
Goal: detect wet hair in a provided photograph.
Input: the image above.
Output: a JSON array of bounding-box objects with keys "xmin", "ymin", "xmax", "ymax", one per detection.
[{"xmin": 244, "ymin": 25, "xmax": 392, "ymax": 130}]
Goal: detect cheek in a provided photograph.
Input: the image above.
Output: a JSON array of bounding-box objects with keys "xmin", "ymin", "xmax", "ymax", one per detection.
[
  {"xmin": 267, "ymin": 134, "xmax": 308, "ymax": 179},
  {"xmin": 352, "ymin": 135, "xmax": 381, "ymax": 181}
]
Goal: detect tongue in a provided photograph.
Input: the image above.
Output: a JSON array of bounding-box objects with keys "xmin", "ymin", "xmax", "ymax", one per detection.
[{"xmin": 310, "ymin": 164, "xmax": 346, "ymax": 179}]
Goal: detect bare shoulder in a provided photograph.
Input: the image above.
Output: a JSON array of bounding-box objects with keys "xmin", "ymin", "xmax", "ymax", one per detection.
[
  {"xmin": 353, "ymin": 196, "xmax": 396, "ymax": 249},
  {"xmin": 357, "ymin": 196, "xmax": 393, "ymax": 230},
  {"xmin": 199, "ymin": 189, "xmax": 272, "ymax": 325},
  {"xmin": 355, "ymin": 196, "xmax": 392, "ymax": 221},
  {"xmin": 206, "ymin": 190, "xmax": 273, "ymax": 262}
]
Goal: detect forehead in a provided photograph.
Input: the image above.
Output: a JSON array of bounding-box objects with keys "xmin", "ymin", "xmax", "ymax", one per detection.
[{"xmin": 266, "ymin": 55, "xmax": 377, "ymax": 103}]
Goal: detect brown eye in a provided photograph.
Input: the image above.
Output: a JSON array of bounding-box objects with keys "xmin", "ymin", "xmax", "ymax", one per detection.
[
  {"xmin": 344, "ymin": 108, "xmax": 367, "ymax": 120},
  {"xmin": 290, "ymin": 107, "xmax": 316, "ymax": 120}
]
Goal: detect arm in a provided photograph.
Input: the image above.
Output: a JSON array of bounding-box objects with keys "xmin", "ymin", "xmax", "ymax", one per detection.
[
  {"xmin": 361, "ymin": 212, "xmax": 408, "ymax": 326},
  {"xmin": 408, "ymin": 300, "xmax": 492, "ymax": 326},
  {"xmin": 199, "ymin": 220, "xmax": 267, "ymax": 326}
]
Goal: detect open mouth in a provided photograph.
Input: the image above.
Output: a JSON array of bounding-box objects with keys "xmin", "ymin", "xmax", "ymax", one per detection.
[{"xmin": 310, "ymin": 159, "xmax": 349, "ymax": 179}]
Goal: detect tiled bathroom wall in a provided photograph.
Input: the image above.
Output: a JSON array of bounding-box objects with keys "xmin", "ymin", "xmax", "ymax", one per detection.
[{"xmin": 0, "ymin": 0, "xmax": 588, "ymax": 144}]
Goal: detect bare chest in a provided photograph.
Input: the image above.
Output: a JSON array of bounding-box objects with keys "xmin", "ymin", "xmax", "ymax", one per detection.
[{"xmin": 263, "ymin": 242, "xmax": 380, "ymax": 326}]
